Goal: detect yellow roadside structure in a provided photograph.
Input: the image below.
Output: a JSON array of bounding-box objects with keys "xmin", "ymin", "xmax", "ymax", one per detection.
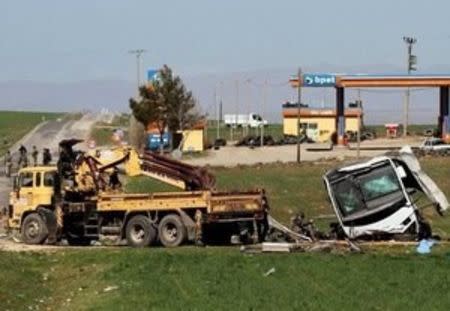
[{"xmin": 283, "ymin": 107, "xmax": 362, "ymax": 142}]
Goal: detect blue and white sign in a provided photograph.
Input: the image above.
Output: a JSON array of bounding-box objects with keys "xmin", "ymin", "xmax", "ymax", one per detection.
[
  {"xmin": 147, "ymin": 69, "xmax": 159, "ymax": 82},
  {"xmin": 302, "ymin": 74, "xmax": 336, "ymax": 87}
]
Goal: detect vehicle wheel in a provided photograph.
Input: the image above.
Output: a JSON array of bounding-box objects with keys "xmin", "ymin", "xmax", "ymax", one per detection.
[
  {"xmin": 21, "ymin": 213, "xmax": 48, "ymax": 244},
  {"xmin": 364, "ymin": 132, "xmax": 375, "ymax": 140},
  {"xmin": 158, "ymin": 214, "xmax": 187, "ymax": 247},
  {"xmin": 126, "ymin": 215, "xmax": 156, "ymax": 247}
]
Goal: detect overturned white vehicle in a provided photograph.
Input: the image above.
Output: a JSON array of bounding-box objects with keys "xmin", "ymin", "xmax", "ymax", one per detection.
[{"xmin": 324, "ymin": 147, "xmax": 448, "ymax": 240}]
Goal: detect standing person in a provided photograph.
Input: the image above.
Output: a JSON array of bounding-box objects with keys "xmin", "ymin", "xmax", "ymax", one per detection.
[
  {"xmin": 31, "ymin": 146, "xmax": 39, "ymax": 166},
  {"xmin": 4, "ymin": 150, "xmax": 13, "ymax": 177},
  {"xmin": 43, "ymin": 148, "xmax": 52, "ymax": 165},
  {"xmin": 18, "ymin": 145, "xmax": 28, "ymax": 168},
  {"xmin": 19, "ymin": 145, "xmax": 27, "ymax": 155},
  {"xmin": 108, "ymin": 167, "xmax": 122, "ymax": 190}
]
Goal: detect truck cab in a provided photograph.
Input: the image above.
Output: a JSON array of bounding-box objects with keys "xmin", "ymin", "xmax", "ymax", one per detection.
[{"xmin": 8, "ymin": 166, "xmax": 57, "ymax": 230}]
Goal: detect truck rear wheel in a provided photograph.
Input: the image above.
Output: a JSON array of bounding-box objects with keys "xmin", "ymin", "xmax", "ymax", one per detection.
[
  {"xmin": 21, "ymin": 213, "xmax": 48, "ymax": 244},
  {"xmin": 125, "ymin": 215, "xmax": 156, "ymax": 247},
  {"xmin": 158, "ymin": 214, "xmax": 187, "ymax": 247}
]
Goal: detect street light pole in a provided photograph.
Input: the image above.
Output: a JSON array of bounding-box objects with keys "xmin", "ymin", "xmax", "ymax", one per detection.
[
  {"xmin": 296, "ymin": 68, "xmax": 302, "ymax": 163},
  {"xmin": 402, "ymin": 36, "xmax": 417, "ymax": 137},
  {"xmin": 129, "ymin": 49, "xmax": 147, "ymax": 92}
]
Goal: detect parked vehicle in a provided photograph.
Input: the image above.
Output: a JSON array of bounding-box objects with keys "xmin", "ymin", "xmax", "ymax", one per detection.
[
  {"xmin": 420, "ymin": 137, "xmax": 450, "ymax": 152},
  {"xmin": 224, "ymin": 113, "xmax": 268, "ymax": 128},
  {"xmin": 147, "ymin": 133, "xmax": 171, "ymax": 151}
]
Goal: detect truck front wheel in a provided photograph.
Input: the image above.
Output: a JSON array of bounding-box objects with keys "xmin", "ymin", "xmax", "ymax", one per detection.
[
  {"xmin": 21, "ymin": 213, "xmax": 48, "ymax": 244},
  {"xmin": 158, "ymin": 214, "xmax": 187, "ymax": 247},
  {"xmin": 125, "ymin": 215, "xmax": 156, "ymax": 247}
]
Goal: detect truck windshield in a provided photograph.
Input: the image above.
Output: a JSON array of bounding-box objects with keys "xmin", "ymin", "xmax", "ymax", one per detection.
[
  {"xmin": 331, "ymin": 163, "xmax": 402, "ymax": 217},
  {"xmin": 44, "ymin": 172, "xmax": 55, "ymax": 186},
  {"xmin": 20, "ymin": 172, "xmax": 34, "ymax": 187}
]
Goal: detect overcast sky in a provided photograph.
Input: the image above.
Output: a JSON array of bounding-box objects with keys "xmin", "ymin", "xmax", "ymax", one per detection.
[{"xmin": 2, "ymin": 0, "xmax": 450, "ymax": 82}]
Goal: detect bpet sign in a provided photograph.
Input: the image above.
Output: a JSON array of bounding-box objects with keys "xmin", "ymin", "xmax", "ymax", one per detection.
[{"xmin": 302, "ymin": 73, "xmax": 336, "ymax": 87}]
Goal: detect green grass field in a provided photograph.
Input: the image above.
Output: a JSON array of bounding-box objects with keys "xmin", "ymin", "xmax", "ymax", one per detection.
[
  {"xmin": 1, "ymin": 248, "xmax": 450, "ymax": 310},
  {"xmin": 90, "ymin": 114, "xmax": 130, "ymax": 146},
  {"xmin": 2, "ymin": 157, "xmax": 450, "ymax": 310},
  {"xmin": 0, "ymin": 111, "xmax": 63, "ymax": 156}
]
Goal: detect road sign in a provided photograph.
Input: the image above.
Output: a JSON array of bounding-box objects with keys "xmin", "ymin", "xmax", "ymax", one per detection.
[
  {"xmin": 302, "ymin": 74, "xmax": 336, "ymax": 87},
  {"xmin": 147, "ymin": 69, "xmax": 159, "ymax": 82}
]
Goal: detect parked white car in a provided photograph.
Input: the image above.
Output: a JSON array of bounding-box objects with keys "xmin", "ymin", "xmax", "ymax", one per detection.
[
  {"xmin": 420, "ymin": 137, "xmax": 450, "ymax": 151},
  {"xmin": 224, "ymin": 113, "xmax": 268, "ymax": 128}
]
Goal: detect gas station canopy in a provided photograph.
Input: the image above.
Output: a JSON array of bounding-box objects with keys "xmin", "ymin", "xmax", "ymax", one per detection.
[{"xmin": 289, "ymin": 73, "xmax": 450, "ymax": 88}]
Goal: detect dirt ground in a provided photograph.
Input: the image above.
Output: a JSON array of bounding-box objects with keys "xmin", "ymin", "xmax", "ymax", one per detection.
[{"xmin": 185, "ymin": 137, "xmax": 423, "ymax": 167}]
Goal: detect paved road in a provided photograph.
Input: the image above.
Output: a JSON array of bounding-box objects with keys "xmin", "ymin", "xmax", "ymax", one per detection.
[
  {"xmin": 0, "ymin": 114, "xmax": 98, "ymax": 208},
  {"xmin": 184, "ymin": 137, "xmax": 423, "ymax": 167}
]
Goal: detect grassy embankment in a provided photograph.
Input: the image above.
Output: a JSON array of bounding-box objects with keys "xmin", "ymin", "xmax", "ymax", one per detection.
[
  {"xmin": 0, "ymin": 111, "xmax": 64, "ymax": 156},
  {"xmin": 1, "ymin": 157, "xmax": 450, "ymax": 310}
]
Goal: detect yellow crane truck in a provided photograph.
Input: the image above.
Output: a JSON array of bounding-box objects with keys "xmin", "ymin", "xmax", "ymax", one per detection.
[{"xmin": 6, "ymin": 139, "xmax": 269, "ymax": 247}]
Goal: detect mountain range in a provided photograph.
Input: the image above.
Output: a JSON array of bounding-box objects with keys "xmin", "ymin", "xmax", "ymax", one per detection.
[{"xmin": 1, "ymin": 64, "xmax": 450, "ymax": 125}]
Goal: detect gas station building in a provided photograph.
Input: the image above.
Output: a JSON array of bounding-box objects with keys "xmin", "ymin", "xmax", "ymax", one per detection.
[
  {"xmin": 283, "ymin": 106, "xmax": 362, "ymax": 142},
  {"xmin": 290, "ymin": 74, "xmax": 450, "ymax": 144}
]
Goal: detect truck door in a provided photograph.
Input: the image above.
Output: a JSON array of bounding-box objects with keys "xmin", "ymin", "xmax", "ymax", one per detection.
[
  {"xmin": 17, "ymin": 171, "xmax": 35, "ymax": 210},
  {"xmin": 36, "ymin": 171, "xmax": 55, "ymax": 205}
]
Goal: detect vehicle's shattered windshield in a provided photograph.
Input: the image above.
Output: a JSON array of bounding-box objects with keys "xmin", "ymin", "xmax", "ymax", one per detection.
[
  {"xmin": 359, "ymin": 165, "xmax": 400, "ymax": 200},
  {"xmin": 332, "ymin": 163, "xmax": 402, "ymax": 216}
]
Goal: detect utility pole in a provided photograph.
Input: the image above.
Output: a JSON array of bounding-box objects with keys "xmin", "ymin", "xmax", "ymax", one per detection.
[
  {"xmin": 356, "ymin": 89, "xmax": 361, "ymax": 159},
  {"xmin": 245, "ymin": 79, "xmax": 252, "ymax": 136},
  {"xmin": 129, "ymin": 49, "xmax": 146, "ymax": 92},
  {"xmin": 216, "ymin": 83, "xmax": 223, "ymax": 140},
  {"xmin": 219, "ymin": 82, "xmax": 223, "ymax": 139},
  {"xmin": 402, "ymin": 36, "xmax": 417, "ymax": 137},
  {"xmin": 296, "ymin": 68, "xmax": 302, "ymax": 163},
  {"xmin": 261, "ymin": 80, "xmax": 267, "ymax": 147},
  {"xmin": 235, "ymin": 80, "xmax": 240, "ymax": 138},
  {"xmin": 214, "ymin": 85, "xmax": 218, "ymax": 140}
]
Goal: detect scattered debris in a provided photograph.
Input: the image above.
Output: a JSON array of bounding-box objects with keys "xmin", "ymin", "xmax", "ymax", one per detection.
[
  {"xmin": 416, "ymin": 239, "xmax": 436, "ymax": 254},
  {"xmin": 263, "ymin": 267, "xmax": 276, "ymax": 277},
  {"xmin": 267, "ymin": 216, "xmax": 312, "ymax": 242},
  {"xmin": 103, "ymin": 285, "xmax": 119, "ymax": 293},
  {"xmin": 262, "ymin": 242, "xmax": 293, "ymax": 253}
]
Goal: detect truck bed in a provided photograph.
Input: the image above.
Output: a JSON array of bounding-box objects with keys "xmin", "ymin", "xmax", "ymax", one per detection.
[{"xmin": 95, "ymin": 190, "xmax": 266, "ymax": 217}]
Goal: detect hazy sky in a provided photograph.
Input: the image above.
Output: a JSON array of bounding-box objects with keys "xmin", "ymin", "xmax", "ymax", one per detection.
[{"xmin": 2, "ymin": 0, "xmax": 450, "ymax": 82}]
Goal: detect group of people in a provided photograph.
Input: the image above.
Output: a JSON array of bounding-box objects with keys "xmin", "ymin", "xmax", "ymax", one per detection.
[{"xmin": 3, "ymin": 145, "xmax": 52, "ymax": 177}]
